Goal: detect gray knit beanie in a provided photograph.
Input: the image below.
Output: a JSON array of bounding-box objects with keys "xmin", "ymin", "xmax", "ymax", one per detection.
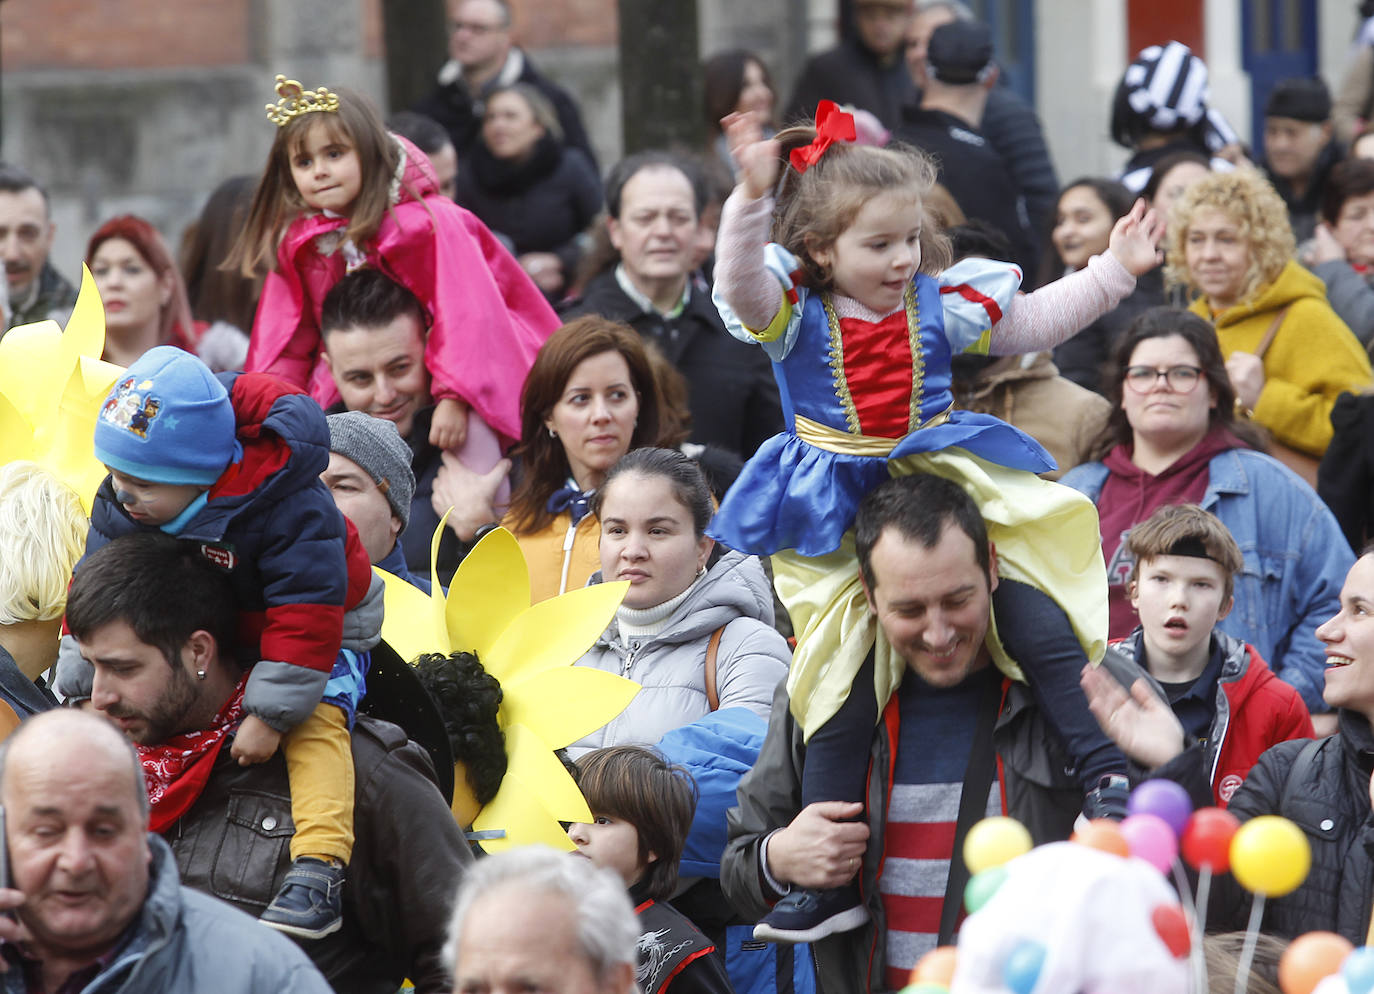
[{"xmin": 327, "ymin": 412, "xmax": 415, "ymax": 530}]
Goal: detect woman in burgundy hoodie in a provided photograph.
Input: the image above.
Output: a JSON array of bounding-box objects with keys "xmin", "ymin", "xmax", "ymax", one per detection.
[{"xmin": 1061, "ymin": 306, "xmax": 1354, "ymax": 732}]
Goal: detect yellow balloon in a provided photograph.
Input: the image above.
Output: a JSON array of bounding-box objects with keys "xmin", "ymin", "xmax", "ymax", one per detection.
[
  {"xmin": 963, "ymin": 816, "xmax": 1033, "ymax": 875},
  {"xmin": 1230, "ymin": 816, "xmax": 1310, "ymax": 897}
]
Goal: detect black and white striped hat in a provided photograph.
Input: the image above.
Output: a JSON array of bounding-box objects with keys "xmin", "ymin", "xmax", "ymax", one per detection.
[{"xmin": 1122, "ymin": 41, "xmax": 1210, "ymax": 131}]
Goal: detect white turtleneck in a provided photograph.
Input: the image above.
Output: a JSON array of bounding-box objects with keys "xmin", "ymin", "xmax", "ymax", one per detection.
[{"xmin": 615, "ymin": 573, "xmax": 703, "ymax": 641}]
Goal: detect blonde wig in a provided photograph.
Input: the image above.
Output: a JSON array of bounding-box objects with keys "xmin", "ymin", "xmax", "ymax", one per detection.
[{"xmin": 0, "ymin": 462, "xmax": 88, "ymax": 624}]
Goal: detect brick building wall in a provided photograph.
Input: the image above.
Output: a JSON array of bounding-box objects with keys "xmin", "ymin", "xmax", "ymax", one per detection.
[{"xmin": 0, "ymin": 0, "xmax": 787, "ymax": 289}]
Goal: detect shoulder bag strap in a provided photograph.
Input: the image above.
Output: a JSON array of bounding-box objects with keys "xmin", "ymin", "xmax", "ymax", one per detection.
[
  {"xmin": 1254, "ymin": 306, "xmax": 1290, "ymax": 360},
  {"xmin": 704, "ymin": 626, "xmax": 725, "ymax": 712},
  {"xmin": 938, "ymin": 675, "xmax": 1003, "ymax": 945}
]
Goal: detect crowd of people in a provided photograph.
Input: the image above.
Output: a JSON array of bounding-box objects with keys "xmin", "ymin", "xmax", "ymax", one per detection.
[{"xmin": 6, "ymin": 0, "xmax": 1374, "ymax": 992}]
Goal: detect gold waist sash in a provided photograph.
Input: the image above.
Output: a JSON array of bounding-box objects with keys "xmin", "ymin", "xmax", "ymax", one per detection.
[{"xmin": 792, "ymin": 404, "xmax": 953, "ymax": 456}]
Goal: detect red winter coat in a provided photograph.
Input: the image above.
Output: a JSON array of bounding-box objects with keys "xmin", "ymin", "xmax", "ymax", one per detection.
[{"xmin": 1106, "ymin": 630, "xmax": 1314, "ymax": 805}]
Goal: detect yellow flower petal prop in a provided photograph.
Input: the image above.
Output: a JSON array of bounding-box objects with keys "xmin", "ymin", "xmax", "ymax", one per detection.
[
  {"xmin": 372, "ymin": 523, "xmax": 640, "ymax": 850},
  {"xmin": 444, "ymin": 527, "xmax": 528, "ymax": 661},
  {"xmin": 374, "ymin": 563, "xmax": 438, "ymax": 666},
  {"xmin": 472, "ymin": 724, "xmax": 592, "ymax": 852},
  {"xmin": 501, "ymin": 667, "xmax": 640, "ymax": 749},
  {"xmin": 485, "ymin": 581, "xmax": 631, "ymax": 688},
  {"xmin": 0, "ymin": 267, "xmax": 120, "ymax": 510}
]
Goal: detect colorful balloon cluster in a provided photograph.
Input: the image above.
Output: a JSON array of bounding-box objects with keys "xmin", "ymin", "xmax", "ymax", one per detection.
[
  {"xmin": 901, "ymin": 778, "xmax": 1315, "ymax": 994},
  {"xmin": 1277, "ymin": 933, "xmax": 1374, "ymax": 994}
]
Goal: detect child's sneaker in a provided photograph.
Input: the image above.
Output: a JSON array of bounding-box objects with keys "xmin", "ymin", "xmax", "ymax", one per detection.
[
  {"xmin": 259, "ymin": 856, "xmax": 345, "ymax": 939},
  {"xmin": 752, "ymin": 886, "xmax": 868, "ymax": 943}
]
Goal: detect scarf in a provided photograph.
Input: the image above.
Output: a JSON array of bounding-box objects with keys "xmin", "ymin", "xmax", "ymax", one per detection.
[
  {"xmin": 547, "ymin": 480, "xmax": 594, "ymax": 525},
  {"xmin": 139, "ymin": 673, "xmax": 249, "ymax": 833}
]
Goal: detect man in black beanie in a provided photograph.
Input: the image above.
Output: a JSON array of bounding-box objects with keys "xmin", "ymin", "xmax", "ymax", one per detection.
[{"xmin": 1262, "ymin": 76, "xmax": 1343, "ymax": 242}]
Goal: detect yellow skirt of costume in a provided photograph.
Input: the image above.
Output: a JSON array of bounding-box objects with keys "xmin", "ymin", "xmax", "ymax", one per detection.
[{"xmin": 777, "ymin": 447, "xmax": 1107, "ymax": 740}]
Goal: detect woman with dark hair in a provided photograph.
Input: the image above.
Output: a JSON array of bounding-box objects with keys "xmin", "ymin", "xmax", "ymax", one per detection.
[
  {"xmin": 499, "ymin": 316, "xmax": 665, "ymax": 602},
  {"xmin": 703, "ymin": 49, "xmax": 777, "ymax": 181},
  {"xmin": 454, "ymin": 83, "xmax": 602, "ymax": 300},
  {"xmin": 567, "ymin": 447, "xmax": 789, "ymax": 756},
  {"xmin": 1046, "ymin": 178, "xmax": 1164, "ymax": 392},
  {"xmin": 1061, "ymin": 306, "xmax": 1353, "ymax": 727},
  {"xmin": 87, "ymin": 215, "xmax": 213, "ymax": 368},
  {"xmin": 1139, "ymin": 151, "xmax": 1211, "ymax": 229},
  {"xmin": 179, "ymin": 176, "xmax": 259, "ymax": 370},
  {"xmin": 1300, "ymin": 157, "xmax": 1374, "ymax": 347}
]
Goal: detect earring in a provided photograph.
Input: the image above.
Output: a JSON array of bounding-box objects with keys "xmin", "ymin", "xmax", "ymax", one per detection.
[
  {"xmin": 696, "ymin": 564, "xmax": 706, "ymax": 578},
  {"xmin": 196, "ymin": 669, "xmax": 207, "ymax": 681},
  {"xmin": 548, "ymin": 426, "xmax": 558, "ymax": 439}
]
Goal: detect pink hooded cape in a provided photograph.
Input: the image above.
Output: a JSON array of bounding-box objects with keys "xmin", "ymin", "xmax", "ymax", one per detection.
[{"xmin": 244, "ymin": 135, "xmax": 560, "ymax": 441}]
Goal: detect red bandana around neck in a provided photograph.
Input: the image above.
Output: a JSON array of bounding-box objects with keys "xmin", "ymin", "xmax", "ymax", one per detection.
[{"xmin": 138, "ymin": 673, "xmax": 249, "ymax": 833}]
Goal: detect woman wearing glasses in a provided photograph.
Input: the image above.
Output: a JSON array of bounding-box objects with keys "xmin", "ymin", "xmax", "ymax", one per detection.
[
  {"xmin": 1061, "ymin": 307, "xmax": 1353, "ymax": 732},
  {"xmin": 1167, "ymin": 168, "xmax": 1371, "ymax": 466}
]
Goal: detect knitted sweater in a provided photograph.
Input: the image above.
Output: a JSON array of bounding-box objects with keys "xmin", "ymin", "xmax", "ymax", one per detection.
[{"xmin": 1188, "ymin": 259, "xmax": 1372, "ymax": 456}]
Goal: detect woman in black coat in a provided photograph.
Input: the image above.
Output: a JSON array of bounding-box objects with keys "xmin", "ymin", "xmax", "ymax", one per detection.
[{"xmin": 455, "ymin": 83, "xmax": 602, "ymax": 300}]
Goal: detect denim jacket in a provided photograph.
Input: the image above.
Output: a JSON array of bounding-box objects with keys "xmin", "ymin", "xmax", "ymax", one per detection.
[{"xmin": 1061, "ymin": 448, "xmax": 1352, "ymax": 712}]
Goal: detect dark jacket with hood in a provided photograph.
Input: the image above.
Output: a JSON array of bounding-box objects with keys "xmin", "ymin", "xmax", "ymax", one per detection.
[
  {"xmin": 786, "ymin": 35, "xmax": 915, "ymax": 130},
  {"xmin": 76, "ymin": 373, "xmax": 381, "ymax": 731},
  {"xmin": 456, "ymin": 135, "xmax": 602, "ymax": 279}
]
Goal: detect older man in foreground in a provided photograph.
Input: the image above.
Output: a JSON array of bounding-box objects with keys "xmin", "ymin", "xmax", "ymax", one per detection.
[{"xmin": 0, "ymin": 709, "xmax": 331, "ymax": 992}]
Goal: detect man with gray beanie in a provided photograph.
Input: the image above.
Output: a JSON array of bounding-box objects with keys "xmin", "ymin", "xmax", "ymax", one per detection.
[{"xmin": 324, "ymin": 411, "xmax": 430, "ymax": 593}]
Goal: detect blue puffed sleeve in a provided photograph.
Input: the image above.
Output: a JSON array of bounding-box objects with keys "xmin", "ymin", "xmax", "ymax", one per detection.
[
  {"xmin": 937, "ymin": 258, "xmax": 1024, "ymax": 356},
  {"xmin": 712, "ymin": 243, "xmax": 811, "ymax": 363}
]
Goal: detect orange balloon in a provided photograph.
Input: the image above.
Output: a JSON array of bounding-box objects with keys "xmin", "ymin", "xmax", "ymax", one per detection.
[
  {"xmin": 910, "ymin": 946, "xmax": 958, "ymax": 987},
  {"xmin": 1071, "ymin": 818, "xmax": 1131, "ymax": 858},
  {"xmin": 1278, "ymin": 932, "xmax": 1354, "ymax": 994}
]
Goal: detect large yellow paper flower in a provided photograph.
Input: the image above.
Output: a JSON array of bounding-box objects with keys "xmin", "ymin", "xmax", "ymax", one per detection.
[
  {"xmin": 0, "ymin": 266, "xmax": 123, "ymax": 510},
  {"xmin": 376, "ymin": 522, "xmax": 637, "ymax": 851}
]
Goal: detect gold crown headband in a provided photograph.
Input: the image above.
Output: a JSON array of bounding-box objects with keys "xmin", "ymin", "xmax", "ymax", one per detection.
[{"xmin": 265, "ymin": 74, "xmax": 340, "ymax": 127}]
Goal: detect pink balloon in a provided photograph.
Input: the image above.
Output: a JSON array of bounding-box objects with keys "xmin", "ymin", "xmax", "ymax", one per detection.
[{"xmin": 1121, "ymin": 813, "xmax": 1179, "ymax": 872}]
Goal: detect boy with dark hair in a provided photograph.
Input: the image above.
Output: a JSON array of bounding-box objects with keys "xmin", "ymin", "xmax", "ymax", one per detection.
[
  {"xmin": 1104, "ymin": 503, "xmax": 1314, "ymax": 804},
  {"xmin": 569, "ymin": 745, "xmax": 733, "ymax": 994}
]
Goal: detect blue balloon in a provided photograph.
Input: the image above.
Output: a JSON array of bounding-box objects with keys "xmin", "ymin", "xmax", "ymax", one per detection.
[
  {"xmin": 1343, "ymin": 947, "xmax": 1374, "ymax": 994},
  {"xmin": 1002, "ymin": 941, "xmax": 1047, "ymax": 994}
]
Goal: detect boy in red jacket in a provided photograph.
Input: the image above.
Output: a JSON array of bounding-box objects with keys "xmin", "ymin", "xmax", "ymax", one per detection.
[{"xmin": 1101, "ymin": 503, "xmax": 1313, "ymax": 805}]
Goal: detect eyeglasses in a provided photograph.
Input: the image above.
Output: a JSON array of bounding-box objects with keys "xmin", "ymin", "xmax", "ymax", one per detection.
[
  {"xmin": 1123, "ymin": 365, "xmax": 1204, "ymax": 393},
  {"xmin": 451, "ymin": 20, "xmax": 505, "ymax": 34}
]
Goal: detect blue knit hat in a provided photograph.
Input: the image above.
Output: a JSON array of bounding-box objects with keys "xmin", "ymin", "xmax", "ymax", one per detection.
[{"xmin": 94, "ymin": 346, "xmax": 239, "ymax": 485}]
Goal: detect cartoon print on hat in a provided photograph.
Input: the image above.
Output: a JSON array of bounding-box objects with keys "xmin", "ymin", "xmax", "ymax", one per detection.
[{"xmin": 101, "ymin": 377, "xmax": 163, "ymax": 440}]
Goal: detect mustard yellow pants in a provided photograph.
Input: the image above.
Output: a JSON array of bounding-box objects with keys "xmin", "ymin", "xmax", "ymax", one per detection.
[{"xmin": 283, "ymin": 702, "xmax": 355, "ymax": 864}]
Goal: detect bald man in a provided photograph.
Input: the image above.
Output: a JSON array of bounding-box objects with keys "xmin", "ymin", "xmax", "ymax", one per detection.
[{"xmin": 0, "ymin": 710, "xmax": 330, "ymax": 993}]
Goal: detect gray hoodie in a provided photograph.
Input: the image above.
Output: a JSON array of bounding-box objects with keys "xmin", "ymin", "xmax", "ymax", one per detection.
[{"xmin": 567, "ymin": 550, "xmax": 790, "ymax": 758}]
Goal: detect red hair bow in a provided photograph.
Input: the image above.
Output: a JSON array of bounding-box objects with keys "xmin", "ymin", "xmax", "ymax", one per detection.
[{"xmin": 789, "ymin": 100, "xmax": 858, "ymax": 173}]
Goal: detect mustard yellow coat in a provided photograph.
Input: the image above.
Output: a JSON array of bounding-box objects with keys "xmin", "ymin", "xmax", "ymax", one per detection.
[
  {"xmin": 502, "ymin": 509, "xmax": 600, "ymax": 604},
  {"xmin": 1190, "ymin": 260, "xmax": 1373, "ymax": 457}
]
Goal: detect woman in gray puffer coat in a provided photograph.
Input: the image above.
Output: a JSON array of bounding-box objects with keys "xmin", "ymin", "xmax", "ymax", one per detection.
[{"xmin": 566, "ymin": 448, "xmax": 791, "ymax": 759}]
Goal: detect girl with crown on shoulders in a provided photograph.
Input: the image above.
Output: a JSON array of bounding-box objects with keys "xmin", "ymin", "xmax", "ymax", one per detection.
[{"xmin": 229, "ymin": 75, "xmax": 560, "ymax": 494}]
